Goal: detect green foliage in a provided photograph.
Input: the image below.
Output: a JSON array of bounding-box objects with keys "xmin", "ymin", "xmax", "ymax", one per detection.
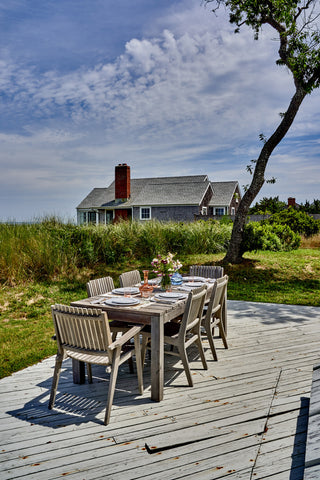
[
  {"xmin": 241, "ymin": 221, "xmax": 301, "ymax": 254},
  {"xmin": 0, "ymin": 219, "xmax": 232, "ymax": 284},
  {"xmin": 249, "ymin": 196, "xmax": 287, "ymax": 215},
  {"xmin": 264, "ymin": 207, "xmax": 320, "ymax": 237},
  {"xmin": 219, "ymin": 215, "xmax": 234, "ymax": 225},
  {"xmin": 300, "ymin": 199, "xmax": 320, "ymax": 214},
  {"xmin": 204, "ymin": 1, "xmax": 320, "ymax": 264}
]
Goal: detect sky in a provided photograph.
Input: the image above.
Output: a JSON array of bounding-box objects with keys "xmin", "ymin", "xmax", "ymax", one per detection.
[{"xmin": 0, "ymin": 0, "xmax": 319, "ymax": 222}]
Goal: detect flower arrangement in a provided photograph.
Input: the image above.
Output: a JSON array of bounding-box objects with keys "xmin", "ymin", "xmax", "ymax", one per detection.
[{"xmin": 151, "ymin": 252, "xmax": 182, "ymax": 289}]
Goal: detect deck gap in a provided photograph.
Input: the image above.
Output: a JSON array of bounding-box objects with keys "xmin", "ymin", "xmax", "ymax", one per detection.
[
  {"xmin": 144, "ymin": 417, "xmax": 268, "ymax": 454},
  {"xmin": 250, "ymin": 368, "xmax": 283, "ymax": 480}
]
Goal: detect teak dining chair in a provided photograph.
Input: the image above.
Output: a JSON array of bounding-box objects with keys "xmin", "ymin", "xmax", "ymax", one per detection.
[
  {"xmin": 86, "ymin": 276, "xmax": 115, "ymax": 297},
  {"xmin": 189, "ymin": 264, "xmax": 228, "ymax": 335},
  {"xmin": 141, "ymin": 285, "xmax": 208, "ymax": 387},
  {"xmin": 201, "ymin": 275, "xmax": 229, "ymax": 360},
  {"xmin": 189, "ymin": 265, "xmax": 224, "ymax": 279},
  {"xmin": 86, "ymin": 275, "xmax": 133, "ymax": 348},
  {"xmin": 49, "ymin": 304, "xmax": 144, "ymax": 425},
  {"xmin": 119, "ymin": 270, "xmax": 141, "ymax": 288}
]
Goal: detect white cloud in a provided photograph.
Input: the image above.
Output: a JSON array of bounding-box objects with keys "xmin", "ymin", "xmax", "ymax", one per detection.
[{"xmin": 0, "ymin": 1, "xmax": 319, "ymax": 221}]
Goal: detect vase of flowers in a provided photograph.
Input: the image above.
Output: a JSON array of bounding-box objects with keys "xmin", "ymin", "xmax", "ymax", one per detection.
[{"xmin": 151, "ymin": 252, "xmax": 182, "ymax": 291}]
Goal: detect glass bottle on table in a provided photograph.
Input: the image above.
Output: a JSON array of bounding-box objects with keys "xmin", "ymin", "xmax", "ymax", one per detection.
[{"xmin": 139, "ymin": 270, "xmax": 154, "ymax": 297}]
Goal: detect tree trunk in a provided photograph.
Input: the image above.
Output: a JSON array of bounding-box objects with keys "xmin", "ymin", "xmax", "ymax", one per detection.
[{"xmin": 223, "ymin": 86, "xmax": 307, "ymax": 264}]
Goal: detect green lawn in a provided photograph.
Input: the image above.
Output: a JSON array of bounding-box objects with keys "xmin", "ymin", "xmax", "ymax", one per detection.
[{"xmin": 1, "ymin": 248, "xmax": 319, "ymax": 379}]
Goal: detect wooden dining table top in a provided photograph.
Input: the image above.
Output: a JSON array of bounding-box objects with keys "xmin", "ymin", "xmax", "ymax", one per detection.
[{"xmin": 70, "ymin": 282, "xmax": 214, "ymax": 325}]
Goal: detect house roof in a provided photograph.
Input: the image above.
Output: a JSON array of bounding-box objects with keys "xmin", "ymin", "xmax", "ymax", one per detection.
[
  {"xmin": 77, "ymin": 175, "xmax": 212, "ymax": 209},
  {"xmin": 210, "ymin": 181, "xmax": 239, "ymax": 207}
]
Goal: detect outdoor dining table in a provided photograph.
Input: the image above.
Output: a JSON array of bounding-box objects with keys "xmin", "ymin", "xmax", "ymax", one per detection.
[{"xmin": 71, "ymin": 281, "xmax": 215, "ymax": 402}]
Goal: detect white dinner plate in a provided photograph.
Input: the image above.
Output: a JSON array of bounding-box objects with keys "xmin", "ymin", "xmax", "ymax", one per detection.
[
  {"xmin": 112, "ymin": 287, "xmax": 140, "ymax": 295},
  {"xmin": 182, "ymin": 282, "xmax": 204, "ymax": 288},
  {"xmin": 156, "ymin": 292, "xmax": 187, "ymax": 300},
  {"xmin": 104, "ymin": 297, "xmax": 140, "ymax": 306},
  {"xmin": 182, "ymin": 276, "xmax": 206, "ymax": 282}
]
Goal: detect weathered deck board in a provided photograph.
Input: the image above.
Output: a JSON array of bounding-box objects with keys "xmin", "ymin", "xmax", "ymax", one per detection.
[
  {"xmin": 304, "ymin": 363, "xmax": 320, "ymax": 479},
  {"xmin": 0, "ymin": 300, "xmax": 319, "ymax": 480}
]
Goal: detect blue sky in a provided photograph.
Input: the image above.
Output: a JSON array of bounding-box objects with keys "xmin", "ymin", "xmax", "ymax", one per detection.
[{"xmin": 1, "ymin": 0, "xmax": 319, "ymax": 222}]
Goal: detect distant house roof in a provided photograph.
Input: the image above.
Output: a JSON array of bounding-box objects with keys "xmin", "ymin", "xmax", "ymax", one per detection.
[
  {"xmin": 77, "ymin": 175, "xmax": 212, "ymax": 209},
  {"xmin": 210, "ymin": 181, "xmax": 239, "ymax": 207}
]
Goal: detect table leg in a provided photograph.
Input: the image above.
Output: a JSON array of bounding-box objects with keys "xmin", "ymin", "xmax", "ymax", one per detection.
[
  {"xmin": 151, "ymin": 315, "xmax": 164, "ymax": 401},
  {"xmin": 72, "ymin": 359, "xmax": 85, "ymax": 384}
]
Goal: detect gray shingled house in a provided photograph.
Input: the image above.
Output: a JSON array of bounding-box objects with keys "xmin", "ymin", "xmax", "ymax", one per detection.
[{"xmin": 77, "ymin": 164, "xmax": 241, "ymax": 224}]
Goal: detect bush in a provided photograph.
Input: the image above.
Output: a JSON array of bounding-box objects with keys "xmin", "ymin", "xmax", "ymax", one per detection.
[
  {"xmin": 241, "ymin": 222, "xmax": 301, "ymax": 254},
  {"xmin": 264, "ymin": 207, "xmax": 320, "ymax": 237}
]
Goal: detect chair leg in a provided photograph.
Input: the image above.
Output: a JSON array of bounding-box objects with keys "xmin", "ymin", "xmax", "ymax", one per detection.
[
  {"xmin": 104, "ymin": 348, "xmax": 121, "ymax": 426},
  {"xmin": 222, "ymin": 292, "xmax": 227, "ymax": 336},
  {"xmin": 205, "ymin": 320, "xmax": 218, "ymax": 361},
  {"xmin": 178, "ymin": 345, "xmax": 193, "ymax": 387},
  {"xmin": 133, "ymin": 333, "xmax": 144, "ymax": 395},
  {"xmin": 128, "ymin": 357, "xmax": 134, "ymax": 374},
  {"xmin": 141, "ymin": 335, "xmax": 150, "ymax": 366},
  {"xmin": 87, "ymin": 363, "xmax": 93, "ymax": 383},
  {"xmin": 48, "ymin": 354, "xmax": 63, "ymax": 409},
  {"xmin": 218, "ymin": 321, "xmax": 228, "ymax": 349},
  {"xmin": 196, "ymin": 335, "xmax": 208, "ymax": 370}
]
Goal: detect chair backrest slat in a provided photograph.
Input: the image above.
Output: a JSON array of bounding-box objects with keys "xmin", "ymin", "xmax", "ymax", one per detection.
[
  {"xmin": 189, "ymin": 265, "xmax": 224, "ymax": 279},
  {"xmin": 119, "ymin": 270, "xmax": 141, "ymax": 288},
  {"xmin": 86, "ymin": 276, "xmax": 115, "ymax": 297},
  {"xmin": 204, "ymin": 275, "xmax": 228, "ymax": 322},
  {"xmin": 179, "ymin": 285, "xmax": 207, "ymax": 338},
  {"xmin": 52, "ymin": 304, "xmax": 112, "ymax": 352}
]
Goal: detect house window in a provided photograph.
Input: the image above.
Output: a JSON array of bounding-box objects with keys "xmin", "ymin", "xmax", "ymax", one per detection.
[
  {"xmin": 215, "ymin": 208, "xmax": 225, "ymax": 216},
  {"xmin": 140, "ymin": 207, "xmax": 151, "ymax": 220},
  {"xmin": 231, "ymin": 207, "xmax": 235, "ymax": 215},
  {"xmin": 201, "ymin": 206, "xmax": 208, "ymax": 215},
  {"xmin": 79, "ymin": 211, "xmax": 87, "ymax": 224},
  {"xmin": 78, "ymin": 211, "xmax": 97, "ymax": 224},
  {"xmin": 87, "ymin": 211, "xmax": 97, "ymax": 224},
  {"xmin": 106, "ymin": 211, "xmax": 113, "ymax": 224}
]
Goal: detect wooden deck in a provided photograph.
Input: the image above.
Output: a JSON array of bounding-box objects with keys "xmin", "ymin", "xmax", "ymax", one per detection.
[{"xmin": 1, "ymin": 300, "xmax": 320, "ymax": 480}]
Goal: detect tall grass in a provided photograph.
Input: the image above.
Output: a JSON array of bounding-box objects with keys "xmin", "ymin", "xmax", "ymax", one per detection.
[
  {"xmin": 301, "ymin": 233, "xmax": 320, "ymax": 248},
  {"xmin": 0, "ymin": 218, "xmax": 232, "ymax": 284}
]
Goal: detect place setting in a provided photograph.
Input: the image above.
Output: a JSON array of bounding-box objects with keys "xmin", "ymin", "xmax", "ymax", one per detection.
[
  {"xmin": 177, "ymin": 278, "xmax": 205, "ymax": 291},
  {"xmin": 151, "ymin": 291, "xmax": 188, "ymax": 304},
  {"xmin": 103, "ymin": 296, "xmax": 141, "ymax": 307},
  {"xmin": 181, "ymin": 276, "xmax": 207, "ymax": 283},
  {"xmin": 111, "ymin": 287, "xmax": 140, "ymax": 296}
]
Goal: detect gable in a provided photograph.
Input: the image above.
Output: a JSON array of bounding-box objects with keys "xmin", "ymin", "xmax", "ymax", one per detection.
[{"xmin": 209, "ymin": 181, "xmax": 239, "ymax": 206}]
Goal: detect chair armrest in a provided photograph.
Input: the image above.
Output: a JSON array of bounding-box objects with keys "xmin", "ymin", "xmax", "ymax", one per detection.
[{"xmin": 108, "ymin": 325, "xmax": 143, "ymax": 350}]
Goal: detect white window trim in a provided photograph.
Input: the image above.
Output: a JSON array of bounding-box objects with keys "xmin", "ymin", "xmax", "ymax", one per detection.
[
  {"xmin": 201, "ymin": 206, "xmax": 208, "ymax": 215},
  {"xmin": 140, "ymin": 207, "xmax": 151, "ymax": 220}
]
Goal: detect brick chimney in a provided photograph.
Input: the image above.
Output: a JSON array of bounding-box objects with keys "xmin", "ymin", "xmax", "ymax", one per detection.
[
  {"xmin": 115, "ymin": 164, "xmax": 130, "ymax": 201},
  {"xmin": 288, "ymin": 197, "xmax": 296, "ymax": 207}
]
